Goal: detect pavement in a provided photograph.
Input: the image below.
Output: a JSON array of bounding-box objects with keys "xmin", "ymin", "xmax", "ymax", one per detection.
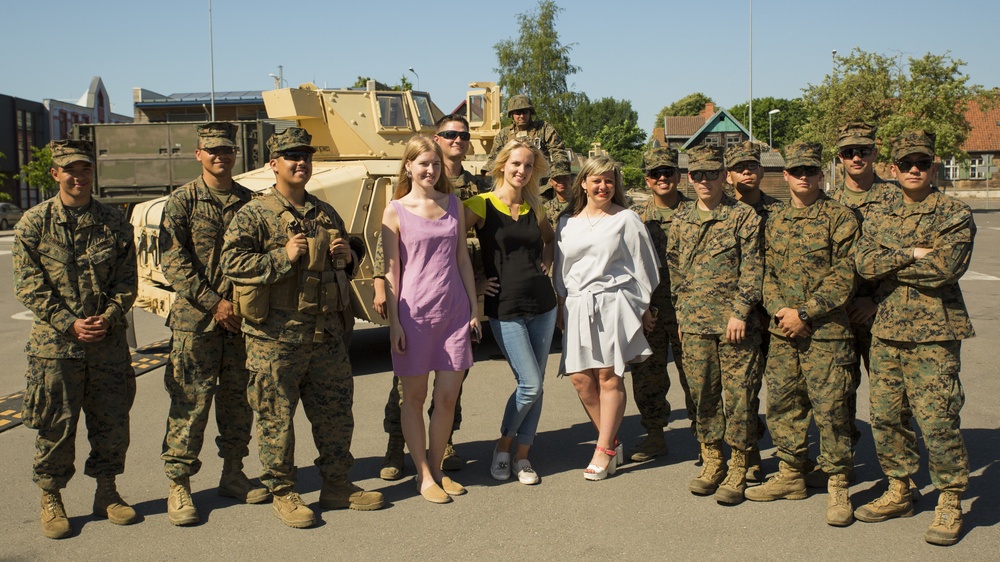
[{"xmin": 0, "ymin": 209, "xmax": 999, "ymax": 560}]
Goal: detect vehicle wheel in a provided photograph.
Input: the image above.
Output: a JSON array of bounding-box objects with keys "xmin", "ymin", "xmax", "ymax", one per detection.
[{"xmin": 0, "ymin": 219, "xmax": 8, "ymax": 230}]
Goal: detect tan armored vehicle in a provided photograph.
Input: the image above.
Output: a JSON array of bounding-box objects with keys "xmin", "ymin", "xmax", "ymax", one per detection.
[{"xmin": 130, "ymin": 81, "xmax": 502, "ymax": 326}]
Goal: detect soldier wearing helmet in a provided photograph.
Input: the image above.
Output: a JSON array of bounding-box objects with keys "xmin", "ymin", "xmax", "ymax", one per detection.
[{"xmin": 484, "ymin": 95, "xmax": 569, "ymax": 175}]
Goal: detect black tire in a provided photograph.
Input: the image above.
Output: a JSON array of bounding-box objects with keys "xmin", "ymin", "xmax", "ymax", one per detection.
[{"xmin": 0, "ymin": 219, "xmax": 8, "ymax": 230}]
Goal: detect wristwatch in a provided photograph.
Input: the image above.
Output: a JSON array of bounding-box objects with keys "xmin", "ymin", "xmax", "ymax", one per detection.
[{"xmin": 797, "ymin": 308, "xmax": 811, "ymax": 323}]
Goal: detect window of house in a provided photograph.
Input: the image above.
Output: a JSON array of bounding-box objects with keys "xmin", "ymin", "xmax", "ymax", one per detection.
[
  {"xmin": 726, "ymin": 133, "xmax": 741, "ymax": 147},
  {"xmin": 969, "ymin": 156, "xmax": 984, "ymax": 179},
  {"xmin": 944, "ymin": 157, "xmax": 959, "ymax": 180},
  {"xmin": 704, "ymin": 136, "xmax": 720, "ymax": 147}
]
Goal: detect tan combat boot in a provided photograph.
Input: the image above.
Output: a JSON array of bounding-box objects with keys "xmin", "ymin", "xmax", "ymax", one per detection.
[
  {"xmin": 715, "ymin": 448, "xmax": 748, "ymax": 505},
  {"xmin": 826, "ymin": 473, "xmax": 853, "ymax": 526},
  {"xmin": 854, "ymin": 477, "xmax": 914, "ymax": 523},
  {"xmin": 380, "ymin": 434, "xmax": 406, "ymax": 481},
  {"xmin": 689, "ymin": 442, "xmax": 727, "ymax": 496},
  {"xmin": 745, "ymin": 461, "xmax": 807, "ymax": 501},
  {"xmin": 319, "ymin": 478, "xmax": 385, "ymax": 511},
  {"xmin": 219, "ymin": 458, "xmax": 271, "ymax": 504},
  {"xmin": 273, "ymin": 492, "xmax": 315, "ymax": 528},
  {"xmin": 441, "ymin": 436, "xmax": 464, "ymax": 471},
  {"xmin": 629, "ymin": 429, "xmax": 668, "ymax": 463},
  {"xmin": 925, "ymin": 491, "xmax": 963, "ymax": 546},
  {"xmin": 93, "ymin": 476, "xmax": 138, "ymax": 525},
  {"xmin": 745, "ymin": 446, "xmax": 763, "ymax": 483},
  {"xmin": 167, "ymin": 477, "xmax": 199, "ymax": 526},
  {"xmin": 40, "ymin": 490, "xmax": 71, "ymax": 539}
]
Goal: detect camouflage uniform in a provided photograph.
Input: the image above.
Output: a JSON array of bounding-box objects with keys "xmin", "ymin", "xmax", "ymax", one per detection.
[
  {"xmin": 855, "ymin": 131, "xmax": 974, "ymax": 495},
  {"xmin": 543, "ymin": 196, "xmax": 569, "ymax": 230},
  {"xmin": 484, "ymin": 98, "xmax": 568, "ymax": 173},
  {"xmin": 762, "ymin": 143, "xmax": 858, "ymax": 476},
  {"xmin": 15, "ymin": 142, "xmax": 138, "ymax": 492},
  {"xmin": 158, "ymin": 148, "xmax": 256, "ymax": 480}
]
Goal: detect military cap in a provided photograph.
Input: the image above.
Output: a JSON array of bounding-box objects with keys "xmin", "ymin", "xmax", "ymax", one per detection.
[
  {"xmin": 724, "ymin": 141, "xmax": 761, "ymax": 167},
  {"xmin": 49, "ymin": 139, "xmax": 95, "ymax": 167},
  {"xmin": 506, "ymin": 95, "xmax": 534, "ymax": 116},
  {"xmin": 836, "ymin": 121, "xmax": 877, "ymax": 148},
  {"xmin": 549, "ymin": 159, "xmax": 573, "ymax": 178},
  {"xmin": 644, "ymin": 146, "xmax": 679, "ymax": 170},
  {"xmin": 783, "ymin": 142, "xmax": 823, "ymax": 168},
  {"xmin": 267, "ymin": 127, "xmax": 316, "ymax": 155},
  {"xmin": 686, "ymin": 143, "xmax": 725, "ymax": 172},
  {"xmin": 891, "ymin": 130, "xmax": 936, "ymax": 161},
  {"xmin": 197, "ymin": 122, "xmax": 238, "ymax": 148}
]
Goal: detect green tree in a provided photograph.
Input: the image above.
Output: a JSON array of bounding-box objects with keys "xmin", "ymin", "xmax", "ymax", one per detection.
[
  {"xmin": 494, "ymin": 0, "xmax": 582, "ymax": 138},
  {"xmin": 20, "ymin": 146, "xmax": 57, "ymax": 196},
  {"xmin": 727, "ymin": 97, "xmax": 808, "ymax": 150},
  {"xmin": 568, "ymin": 96, "xmax": 647, "ymax": 188},
  {"xmin": 652, "ymin": 92, "xmax": 715, "ymax": 132}
]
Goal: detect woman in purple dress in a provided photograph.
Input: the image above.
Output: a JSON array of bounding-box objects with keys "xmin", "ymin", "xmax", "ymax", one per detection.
[{"xmin": 382, "ymin": 136, "xmax": 481, "ymax": 504}]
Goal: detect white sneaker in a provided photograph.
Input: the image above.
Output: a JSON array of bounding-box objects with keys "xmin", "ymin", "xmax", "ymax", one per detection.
[
  {"xmin": 491, "ymin": 447, "xmax": 511, "ymax": 481},
  {"xmin": 513, "ymin": 458, "xmax": 539, "ymax": 485}
]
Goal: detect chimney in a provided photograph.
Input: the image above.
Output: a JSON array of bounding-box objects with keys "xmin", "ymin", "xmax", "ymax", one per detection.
[{"xmin": 701, "ymin": 102, "xmax": 716, "ymax": 121}]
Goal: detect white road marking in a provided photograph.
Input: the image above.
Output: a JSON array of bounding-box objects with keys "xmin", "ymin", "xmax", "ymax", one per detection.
[
  {"xmin": 13, "ymin": 311, "xmax": 35, "ymax": 321},
  {"xmin": 964, "ymin": 271, "xmax": 1000, "ymax": 281},
  {"xmin": 0, "ymin": 251, "xmax": 10, "ymax": 256}
]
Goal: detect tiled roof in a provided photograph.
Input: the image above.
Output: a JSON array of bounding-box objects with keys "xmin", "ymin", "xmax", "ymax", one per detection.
[
  {"xmin": 664, "ymin": 115, "xmax": 708, "ymax": 137},
  {"xmin": 962, "ymin": 98, "xmax": 1000, "ymax": 152}
]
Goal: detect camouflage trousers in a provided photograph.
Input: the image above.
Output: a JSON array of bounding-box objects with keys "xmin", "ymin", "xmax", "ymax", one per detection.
[
  {"xmin": 869, "ymin": 337, "xmax": 968, "ymax": 493},
  {"xmin": 161, "ymin": 329, "xmax": 253, "ymax": 480},
  {"xmin": 21, "ymin": 337, "xmax": 136, "ymax": 492},
  {"xmin": 383, "ymin": 371, "xmax": 468, "ymax": 437},
  {"xmin": 630, "ymin": 321, "xmax": 692, "ymax": 433},
  {"xmin": 681, "ymin": 332, "xmax": 762, "ymax": 450},
  {"xmin": 844, "ymin": 321, "xmax": 874, "ymax": 449},
  {"xmin": 245, "ymin": 334, "xmax": 354, "ymax": 495},
  {"xmin": 764, "ymin": 336, "xmax": 854, "ymax": 475}
]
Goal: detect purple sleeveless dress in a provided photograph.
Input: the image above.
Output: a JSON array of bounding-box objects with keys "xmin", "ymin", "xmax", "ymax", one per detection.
[{"xmin": 391, "ymin": 194, "xmax": 473, "ymax": 376}]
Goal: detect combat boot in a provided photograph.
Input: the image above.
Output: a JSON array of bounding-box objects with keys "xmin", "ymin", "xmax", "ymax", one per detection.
[
  {"xmin": 745, "ymin": 461, "xmax": 807, "ymax": 502},
  {"xmin": 441, "ymin": 436, "xmax": 464, "ymax": 471},
  {"xmin": 93, "ymin": 476, "xmax": 138, "ymax": 525},
  {"xmin": 805, "ymin": 466, "xmax": 856, "ymax": 488},
  {"xmin": 715, "ymin": 448, "xmax": 748, "ymax": 505},
  {"xmin": 40, "ymin": 490, "xmax": 71, "ymax": 539},
  {"xmin": 924, "ymin": 491, "xmax": 962, "ymax": 546},
  {"xmin": 167, "ymin": 477, "xmax": 199, "ymax": 526},
  {"xmin": 273, "ymin": 492, "xmax": 315, "ymax": 528},
  {"xmin": 854, "ymin": 477, "xmax": 914, "ymax": 523},
  {"xmin": 629, "ymin": 430, "xmax": 667, "ymax": 463},
  {"xmin": 689, "ymin": 442, "xmax": 727, "ymax": 496},
  {"xmin": 380, "ymin": 434, "xmax": 406, "ymax": 481},
  {"xmin": 219, "ymin": 458, "xmax": 271, "ymax": 504},
  {"xmin": 745, "ymin": 446, "xmax": 763, "ymax": 482},
  {"xmin": 826, "ymin": 473, "xmax": 853, "ymax": 527},
  {"xmin": 319, "ymin": 478, "xmax": 385, "ymax": 511}
]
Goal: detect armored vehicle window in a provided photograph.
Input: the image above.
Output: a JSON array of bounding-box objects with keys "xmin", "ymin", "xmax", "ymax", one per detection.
[
  {"xmin": 376, "ymin": 93, "xmax": 409, "ymax": 128},
  {"xmin": 467, "ymin": 94, "xmax": 485, "ymax": 125},
  {"xmin": 411, "ymin": 94, "xmax": 435, "ymax": 128}
]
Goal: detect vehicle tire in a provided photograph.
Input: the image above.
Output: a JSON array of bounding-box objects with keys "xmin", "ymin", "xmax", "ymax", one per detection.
[{"xmin": 0, "ymin": 219, "xmax": 8, "ymax": 230}]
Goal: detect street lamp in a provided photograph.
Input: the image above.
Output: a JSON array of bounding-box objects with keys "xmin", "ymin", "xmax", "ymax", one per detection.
[
  {"xmin": 768, "ymin": 109, "xmax": 781, "ymax": 148},
  {"xmin": 408, "ymin": 67, "xmax": 420, "ymax": 91},
  {"xmin": 268, "ymin": 65, "xmax": 287, "ymax": 89}
]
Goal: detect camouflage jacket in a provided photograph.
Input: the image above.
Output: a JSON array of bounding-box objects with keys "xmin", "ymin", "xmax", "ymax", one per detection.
[
  {"xmin": 666, "ymin": 195, "xmax": 762, "ymax": 335},
  {"xmin": 485, "ymin": 119, "xmax": 568, "ymax": 173},
  {"xmin": 13, "ymin": 196, "xmax": 137, "ymax": 358},
  {"xmin": 737, "ymin": 191, "xmax": 785, "ymax": 327},
  {"xmin": 828, "ymin": 177, "xmax": 900, "ymax": 299},
  {"xmin": 855, "ymin": 190, "xmax": 975, "ymax": 342},
  {"xmin": 630, "ymin": 194, "xmax": 690, "ymax": 326},
  {"xmin": 221, "ymin": 187, "xmax": 352, "ymax": 344},
  {"xmin": 159, "ymin": 176, "xmax": 254, "ymax": 332},
  {"xmin": 543, "ymin": 196, "xmax": 569, "ymax": 230},
  {"xmin": 763, "ymin": 195, "xmax": 858, "ymax": 340}
]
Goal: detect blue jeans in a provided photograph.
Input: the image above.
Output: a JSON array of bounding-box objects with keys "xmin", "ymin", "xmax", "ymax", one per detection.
[{"xmin": 490, "ymin": 307, "xmax": 557, "ymax": 446}]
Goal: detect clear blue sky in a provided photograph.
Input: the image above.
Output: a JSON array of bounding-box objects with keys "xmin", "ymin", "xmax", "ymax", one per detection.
[{"xmin": 3, "ymin": 0, "xmax": 998, "ymax": 136}]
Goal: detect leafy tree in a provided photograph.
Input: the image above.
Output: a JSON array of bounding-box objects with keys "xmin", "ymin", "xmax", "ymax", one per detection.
[
  {"xmin": 494, "ymin": 0, "xmax": 582, "ymax": 137},
  {"xmin": 567, "ymin": 96, "xmax": 647, "ymax": 188},
  {"xmin": 727, "ymin": 97, "xmax": 808, "ymax": 150},
  {"xmin": 20, "ymin": 146, "xmax": 57, "ymax": 196},
  {"xmin": 652, "ymin": 92, "xmax": 715, "ymax": 132}
]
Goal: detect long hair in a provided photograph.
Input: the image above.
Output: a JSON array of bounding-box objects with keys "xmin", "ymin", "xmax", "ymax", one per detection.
[
  {"xmin": 393, "ymin": 136, "xmax": 452, "ymax": 200},
  {"xmin": 560, "ymin": 155, "xmax": 626, "ymax": 219},
  {"xmin": 488, "ymin": 138, "xmax": 548, "ymax": 222}
]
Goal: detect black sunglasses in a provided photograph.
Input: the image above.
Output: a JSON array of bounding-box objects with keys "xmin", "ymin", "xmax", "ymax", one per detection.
[
  {"xmin": 787, "ymin": 166, "xmax": 822, "ymax": 177},
  {"xmin": 690, "ymin": 170, "xmax": 721, "ymax": 181},
  {"xmin": 202, "ymin": 146, "xmax": 237, "ymax": 156},
  {"xmin": 646, "ymin": 166, "xmax": 677, "ymax": 178},
  {"xmin": 730, "ymin": 162, "xmax": 760, "ymax": 173},
  {"xmin": 278, "ymin": 151, "xmax": 313, "ymax": 162},
  {"xmin": 839, "ymin": 147, "xmax": 874, "ymax": 159},
  {"xmin": 894, "ymin": 159, "xmax": 934, "ymax": 172},
  {"xmin": 437, "ymin": 130, "xmax": 471, "ymax": 141},
  {"xmin": 510, "ymin": 109, "xmax": 531, "ymax": 116}
]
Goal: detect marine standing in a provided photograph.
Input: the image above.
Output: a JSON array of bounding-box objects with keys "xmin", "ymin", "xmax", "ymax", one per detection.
[
  {"xmin": 543, "ymin": 159, "xmax": 575, "ymax": 228},
  {"xmin": 485, "ymin": 95, "xmax": 569, "ymax": 173},
  {"xmin": 14, "ymin": 139, "xmax": 139, "ymax": 538}
]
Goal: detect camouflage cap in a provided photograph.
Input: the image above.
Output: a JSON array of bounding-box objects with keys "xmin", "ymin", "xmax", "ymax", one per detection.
[
  {"xmin": 686, "ymin": 143, "xmax": 725, "ymax": 172},
  {"xmin": 891, "ymin": 129, "xmax": 936, "ymax": 161},
  {"xmin": 644, "ymin": 146, "xmax": 679, "ymax": 170},
  {"xmin": 506, "ymin": 95, "xmax": 534, "ymax": 116},
  {"xmin": 267, "ymin": 127, "xmax": 316, "ymax": 155},
  {"xmin": 783, "ymin": 142, "xmax": 823, "ymax": 168},
  {"xmin": 836, "ymin": 121, "xmax": 877, "ymax": 148},
  {"xmin": 549, "ymin": 159, "xmax": 573, "ymax": 178},
  {"xmin": 724, "ymin": 141, "xmax": 761, "ymax": 167},
  {"xmin": 49, "ymin": 139, "xmax": 95, "ymax": 167},
  {"xmin": 197, "ymin": 122, "xmax": 238, "ymax": 148}
]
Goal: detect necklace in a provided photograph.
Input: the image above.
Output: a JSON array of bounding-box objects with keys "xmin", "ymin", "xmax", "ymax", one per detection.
[{"xmin": 584, "ymin": 209, "xmax": 607, "ymax": 229}]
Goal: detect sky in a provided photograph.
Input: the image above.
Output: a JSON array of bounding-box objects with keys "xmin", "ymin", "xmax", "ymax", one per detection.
[{"xmin": 3, "ymin": 0, "xmax": 999, "ymax": 137}]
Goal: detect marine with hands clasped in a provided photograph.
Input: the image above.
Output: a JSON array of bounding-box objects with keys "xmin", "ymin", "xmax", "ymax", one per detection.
[
  {"xmin": 484, "ymin": 95, "xmax": 569, "ymax": 173},
  {"xmin": 158, "ymin": 122, "xmax": 268, "ymax": 526},
  {"xmin": 14, "ymin": 139, "xmax": 139, "ymax": 538},
  {"xmin": 221, "ymin": 128, "xmax": 383, "ymax": 529},
  {"xmin": 853, "ymin": 130, "xmax": 975, "ymax": 547}
]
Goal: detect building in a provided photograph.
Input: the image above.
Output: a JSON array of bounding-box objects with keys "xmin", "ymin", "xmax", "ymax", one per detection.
[
  {"xmin": 132, "ymin": 89, "xmax": 266, "ymax": 123},
  {"xmin": 0, "ymin": 95, "xmax": 48, "ymax": 207},
  {"xmin": 45, "ymin": 76, "xmax": 132, "ymax": 140},
  {"xmin": 941, "ymin": 98, "xmax": 1000, "ymax": 192}
]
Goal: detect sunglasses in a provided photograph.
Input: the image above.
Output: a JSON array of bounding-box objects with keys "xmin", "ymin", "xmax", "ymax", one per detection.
[
  {"xmin": 839, "ymin": 147, "xmax": 874, "ymax": 159},
  {"xmin": 646, "ymin": 166, "xmax": 677, "ymax": 178},
  {"xmin": 510, "ymin": 109, "xmax": 531, "ymax": 116},
  {"xmin": 730, "ymin": 162, "xmax": 760, "ymax": 173},
  {"xmin": 202, "ymin": 147, "xmax": 237, "ymax": 156},
  {"xmin": 690, "ymin": 170, "xmax": 721, "ymax": 181},
  {"xmin": 278, "ymin": 151, "xmax": 313, "ymax": 162},
  {"xmin": 894, "ymin": 159, "xmax": 934, "ymax": 172},
  {"xmin": 437, "ymin": 130, "xmax": 471, "ymax": 141},
  {"xmin": 786, "ymin": 166, "xmax": 822, "ymax": 177}
]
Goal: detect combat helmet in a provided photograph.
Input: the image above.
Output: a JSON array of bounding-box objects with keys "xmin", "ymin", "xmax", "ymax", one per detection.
[{"xmin": 506, "ymin": 95, "xmax": 534, "ymax": 117}]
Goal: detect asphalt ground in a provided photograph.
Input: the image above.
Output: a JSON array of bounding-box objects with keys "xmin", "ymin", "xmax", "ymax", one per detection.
[{"xmin": 0, "ymin": 205, "xmax": 998, "ymax": 560}]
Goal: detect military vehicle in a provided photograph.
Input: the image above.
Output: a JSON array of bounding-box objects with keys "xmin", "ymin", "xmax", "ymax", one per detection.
[{"xmin": 130, "ymin": 81, "xmax": 502, "ymax": 326}]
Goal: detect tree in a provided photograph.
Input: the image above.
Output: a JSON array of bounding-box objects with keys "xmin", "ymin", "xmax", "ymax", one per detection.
[
  {"xmin": 494, "ymin": 0, "xmax": 582, "ymax": 137},
  {"xmin": 727, "ymin": 97, "xmax": 808, "ymax": 150},
  {"xmin": 20, "ymin": 146, "xmax": 57, "ymax": 196},
  {"xmin": 569, "ymin": 96, "xmax": 647, "ymax": 188},
  {"xmin": 652, "ymin": 93, "xmax": 715, "ymax": 132}
]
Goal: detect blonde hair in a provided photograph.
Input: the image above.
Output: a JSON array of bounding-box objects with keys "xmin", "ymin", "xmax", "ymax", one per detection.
[
  {"xmin": 489, "ymin": 138, "xmax": 548, "ymax": 222},
  {"xmin": 394, "ymin": 136, "xmax": 452, "ymax": 200},
  {"xmin": 561, "ymin": 155, "xmax": 626, "ymax": 219}
]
